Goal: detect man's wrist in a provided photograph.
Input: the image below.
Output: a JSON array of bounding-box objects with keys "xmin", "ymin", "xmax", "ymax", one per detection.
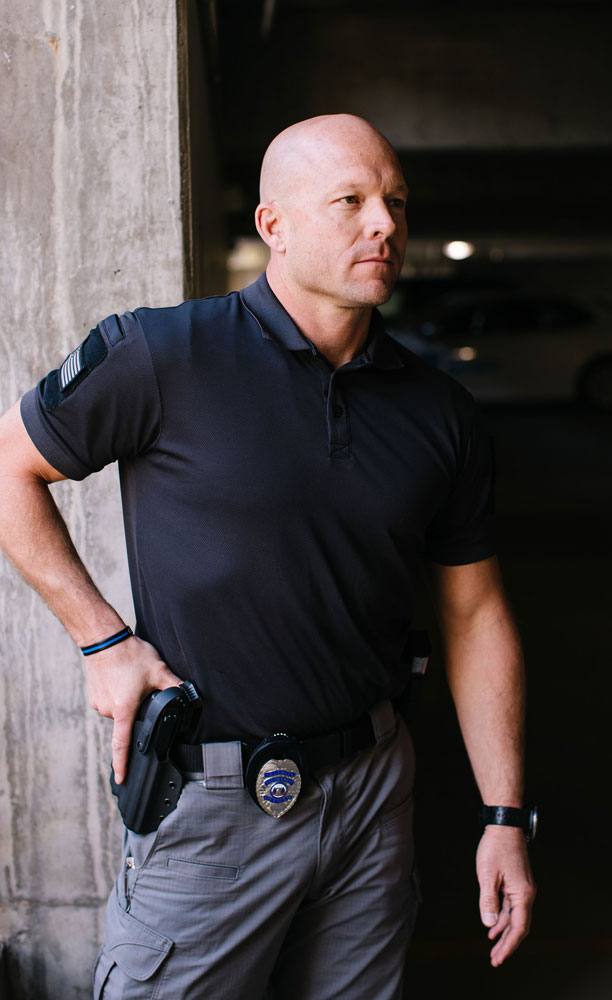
[
  {"xmin": 80, "ymin": 625, "xmax": 133, "ymax": 657},
  {"xmin": 480, "ymin": 804, "xmax": 538, "ymax": 841},
  {"xmin": 69, "ymin": 607, "xmax": 128, "ymax": 648}
]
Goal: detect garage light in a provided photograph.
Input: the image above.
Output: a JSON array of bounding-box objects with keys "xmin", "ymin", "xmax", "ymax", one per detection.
[
  {"xmin": 443, "ymin": 240, "xmax": 475, "ymax": 261},
  {"xmin": 455, "ymin": 346, "xmax": 478, "ymax": 361}
]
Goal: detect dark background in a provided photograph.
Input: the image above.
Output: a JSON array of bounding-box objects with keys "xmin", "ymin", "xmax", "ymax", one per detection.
[
  {"xmin": 189, "ymin": 2, "xmax": 612, "ymax": 994},
  {"xmin": 410, "ymin": 402, "xmax": 612, "ymax": 997}
]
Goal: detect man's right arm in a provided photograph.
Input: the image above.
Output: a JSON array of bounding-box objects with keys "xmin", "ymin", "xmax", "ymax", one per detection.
[{"xmin": 0, "ymin": 400, "xmax": 182, "ymax": 782}]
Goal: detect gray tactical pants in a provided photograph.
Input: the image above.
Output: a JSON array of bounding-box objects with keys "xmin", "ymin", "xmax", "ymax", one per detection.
[{"xmin": 93, "ymin": 702, "xmax": 420, "ymax": 1000}]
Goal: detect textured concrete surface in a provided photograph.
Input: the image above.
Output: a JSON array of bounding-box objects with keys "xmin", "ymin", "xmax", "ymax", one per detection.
[{"xmin": 0, "ymin": 3, "xmax": 183, "ymax": 997}]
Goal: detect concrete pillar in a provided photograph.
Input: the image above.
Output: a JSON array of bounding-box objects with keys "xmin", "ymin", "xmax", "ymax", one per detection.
[{"xmin": 0, "ymin": 3, "xmax": 183, "ymax": 997}]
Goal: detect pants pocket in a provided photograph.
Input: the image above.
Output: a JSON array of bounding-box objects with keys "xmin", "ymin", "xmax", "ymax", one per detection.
[
  {"xmin": 93, "ymin": 948, "xmax": 114, "ymax": 1000},
  {"xmin": 96, "ymin": 890, "xmax": 174, "ymax": 997},
  {"xmin": 166, "ymin": 857, "xmax": 239, "ymax": 881}
]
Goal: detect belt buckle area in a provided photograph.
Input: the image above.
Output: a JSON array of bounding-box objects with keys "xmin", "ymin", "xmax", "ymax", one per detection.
[{"xmin": 245, "ymin": 734, "xmax": 308, "ymax": 818}]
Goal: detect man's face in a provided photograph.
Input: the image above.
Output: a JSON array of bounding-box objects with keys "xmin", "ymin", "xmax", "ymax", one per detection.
[{"xmin": 278, "ymin": 131, "xmax": 408, "ymax": 310}]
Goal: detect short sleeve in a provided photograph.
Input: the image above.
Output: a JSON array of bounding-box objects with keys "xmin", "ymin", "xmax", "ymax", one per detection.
[
  {"xmin": 20, "ymin": 311, "xmax": 161, "ymax": 480},
  {"xmin": 425, "ymin": 403, "xmax": 496, "ymax": 566}
]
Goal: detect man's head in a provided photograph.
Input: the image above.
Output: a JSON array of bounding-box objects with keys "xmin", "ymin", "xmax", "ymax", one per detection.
[{"xmin": 255, "ymin": 114, "xmax": 407, "ymax": 313}]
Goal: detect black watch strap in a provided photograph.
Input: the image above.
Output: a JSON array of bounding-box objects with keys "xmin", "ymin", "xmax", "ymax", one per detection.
[{"xmin": 480, "ymin": 805, "xmax": 538, "ymax": 841}]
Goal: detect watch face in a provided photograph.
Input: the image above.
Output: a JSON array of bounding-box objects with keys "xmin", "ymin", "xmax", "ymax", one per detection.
[{"xmin": 527, "ymin": 806, "xmax": 538, "ymax": 841}]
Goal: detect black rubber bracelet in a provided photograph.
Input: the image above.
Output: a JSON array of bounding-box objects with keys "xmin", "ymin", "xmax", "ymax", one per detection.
[{"xmin": 81, "ymin": 626, "xmax": 133, "ymax": 656}]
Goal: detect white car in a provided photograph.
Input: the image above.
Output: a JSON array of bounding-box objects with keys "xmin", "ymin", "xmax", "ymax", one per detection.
[{"xmin": 384, "ymin": 290, "xmax": 612, "ymax": 408}]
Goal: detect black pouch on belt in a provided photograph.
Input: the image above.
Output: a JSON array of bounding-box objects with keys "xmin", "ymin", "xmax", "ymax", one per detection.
[
  {"xmin": 394, "ymin": 629, "xmax": 430, "ymax": 724},
  {"xmin": 110, "ymin": 682, "xmax": 201, "ymax": 834}
]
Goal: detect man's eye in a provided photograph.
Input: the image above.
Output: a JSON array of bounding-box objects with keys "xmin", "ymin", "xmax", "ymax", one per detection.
[
  {"xmin": 388, "ymin": 198, "xmax": 406, "ymax": 210},
  {"xmin": 342, "ymin": 195, "xmax": 359, "ymax": 205}
]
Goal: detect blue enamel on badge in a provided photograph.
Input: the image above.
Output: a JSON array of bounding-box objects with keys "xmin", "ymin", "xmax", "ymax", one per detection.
[{"xmin": 254, "ymin": 759, "xmax": 302, "ymax": 818}]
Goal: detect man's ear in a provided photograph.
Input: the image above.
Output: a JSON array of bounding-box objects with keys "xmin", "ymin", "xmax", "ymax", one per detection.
[{"xmin": 255, "ymin": 202, "xmax": 286, "ymax": 253}]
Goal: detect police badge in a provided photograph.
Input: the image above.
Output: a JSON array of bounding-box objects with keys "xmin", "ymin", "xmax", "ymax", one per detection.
[{"xmin": 245, "ymin": 735, "xmax": 308, "ymax": 817}]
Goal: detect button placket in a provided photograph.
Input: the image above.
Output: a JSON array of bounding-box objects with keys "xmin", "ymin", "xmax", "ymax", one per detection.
[{"xmin": 326, "ymin": 373, "xmax": 351, "ymax": 459}]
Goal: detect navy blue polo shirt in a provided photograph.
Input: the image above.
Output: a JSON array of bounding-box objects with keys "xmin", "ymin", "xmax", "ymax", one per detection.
[{"xmin": 21, "ymin": 273, "xmax": 495, "ymax": 742}]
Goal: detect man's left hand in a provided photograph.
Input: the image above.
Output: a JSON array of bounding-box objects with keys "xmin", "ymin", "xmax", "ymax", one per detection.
[{"xmin": 476, "ymin": 825, "xmax": 536, "ymax": 966}]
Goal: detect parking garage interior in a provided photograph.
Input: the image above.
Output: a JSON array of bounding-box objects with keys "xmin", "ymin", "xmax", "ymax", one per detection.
[
  {"xmin": 1, "ymin": 2, "xmax": 611, "ymax": 996},
  {"xmin": 185, "ymin": 1, "xmax": 612, "ymax": 995}
]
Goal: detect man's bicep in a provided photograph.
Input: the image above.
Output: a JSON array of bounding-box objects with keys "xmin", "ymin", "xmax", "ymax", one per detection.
[
  {"xmin": 0, "ymin": 401, "xmax": 67, "ymax": 483},
  {"xmin": 429, "ymin": 555, "xmax": 509, "ymax": 633}
]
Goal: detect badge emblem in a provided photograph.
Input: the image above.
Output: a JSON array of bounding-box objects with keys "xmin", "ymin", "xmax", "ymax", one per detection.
[
  {"xmin": 245, "ymin": 735, "xmax": 308, "ymax": 817},
  {"xmin": 254, "ymin": 758, "xmax": 302, "ymax": 818}
]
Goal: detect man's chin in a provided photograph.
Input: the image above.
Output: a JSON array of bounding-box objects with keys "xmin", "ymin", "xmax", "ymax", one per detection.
[{"xmin": 350, "ymin": 279, "xmax": 397, "ymax": 308}]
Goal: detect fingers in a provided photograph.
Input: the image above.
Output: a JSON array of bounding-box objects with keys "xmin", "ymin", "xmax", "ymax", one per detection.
[
  {"xmin": 476, "ymin": 828, "xmax": 536, "ymax": 966},
  {"xmin": 479, "ymin": 880, "xmax": 501, "ymax": 928},
  {"xmin": 157, "ymin": 663, "xmax": 184, "ymax": 689},
  {"xmin": 85, "ymin": 636, "xmax": 185, "ymax": 783},
  {"xmin": 111, "ymin": 709, "xmax": 134, "ymax": 785},
  {"xmin": 480, "ymin": 884, "xmax": 532, "ymax": 967},
  {"xmin": 109, "ymin": 663, "xmax": 184, "ymax": 784},
  {"xmin": 489, "ymin": 899, "xmax": 531, "ymax": 967},
  {"xmin": 486, "ymin": 896, "xmax": 512, "ymax": 938}
]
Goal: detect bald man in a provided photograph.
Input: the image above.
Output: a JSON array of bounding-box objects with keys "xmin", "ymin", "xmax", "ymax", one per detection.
[{"xmin": 0, "ymin": 115, "xmax": 534, "ymax": 999}]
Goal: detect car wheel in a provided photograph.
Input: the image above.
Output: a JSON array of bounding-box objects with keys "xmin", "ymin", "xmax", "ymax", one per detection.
[{"xmin": 579, "ymin": 357, "xmax": 612, "ymax": 410}]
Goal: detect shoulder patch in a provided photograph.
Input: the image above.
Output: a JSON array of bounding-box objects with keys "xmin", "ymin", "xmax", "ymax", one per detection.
[
  {"xmin": 59, "ymin": 345, "xmax": 84, "ymax": 390},
  {"xmin": 42, "ymin": 327, "xmax": 108, "ymax": 411}
]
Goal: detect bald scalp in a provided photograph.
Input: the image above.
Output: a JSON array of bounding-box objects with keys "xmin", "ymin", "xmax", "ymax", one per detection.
[{"xmin": 259, "ymin": 114, "xmax": 400, "ymax": 205}]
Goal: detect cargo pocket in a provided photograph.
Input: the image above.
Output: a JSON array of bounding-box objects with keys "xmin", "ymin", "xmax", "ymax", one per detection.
[
  {"xmin": 92, "ymin": 948, "xmax": 114, "ymax": 1000},
  {"xmin": 95, "ymin": 892, "xmax": 174, "ymax": 998}
]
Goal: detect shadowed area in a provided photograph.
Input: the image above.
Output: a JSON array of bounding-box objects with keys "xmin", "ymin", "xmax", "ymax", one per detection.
[{"xmin": 408, "ymin": 402, "xmax": 612, "ymax": 997}]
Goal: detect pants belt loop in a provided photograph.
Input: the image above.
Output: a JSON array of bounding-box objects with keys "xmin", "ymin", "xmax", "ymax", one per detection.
[
  {"xmin": 202, "ymin": 741, "xmax": 245, "ymax": 789},
  {"xmin": 369, "ymin": 699, "xmax": 396, "ymax": 743}
]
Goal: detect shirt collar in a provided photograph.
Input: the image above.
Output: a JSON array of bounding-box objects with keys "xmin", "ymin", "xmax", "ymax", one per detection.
[
  {"xmin": 240, "ymin": 273, "xmax": 313, "ymax": 352},
  {"xmin": 240, "ymin": 272, "xmax": 408, "ymax": 370}
]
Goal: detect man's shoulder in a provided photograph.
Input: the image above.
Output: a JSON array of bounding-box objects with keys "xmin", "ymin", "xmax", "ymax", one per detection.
[
  {"xmin": 381, "ymin": 331, "xmax": 477, "ymax": 418},
  {"xmin": 122, "ymin": 289, "xmax": 255, "ymax": 368},
  {"xmin": 134, "ymin": 289, "xmax": 244, "ymax": 335}
]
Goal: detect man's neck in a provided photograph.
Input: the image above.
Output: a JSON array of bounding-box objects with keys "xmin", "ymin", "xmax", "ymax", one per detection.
[{"xmin": 266, "ymin": 267, "xmax": 372, "ymax": 369}]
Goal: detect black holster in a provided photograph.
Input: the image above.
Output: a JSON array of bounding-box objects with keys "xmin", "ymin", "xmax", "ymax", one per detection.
[{"xmin": 110, "ymin": 682, "xmax": 201, "ymax": 834}]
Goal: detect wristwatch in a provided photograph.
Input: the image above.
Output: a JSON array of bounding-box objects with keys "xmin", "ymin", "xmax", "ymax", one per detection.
[{"xmin": 480, "ymin": 805, "xmax": 538, "ymax": 842}]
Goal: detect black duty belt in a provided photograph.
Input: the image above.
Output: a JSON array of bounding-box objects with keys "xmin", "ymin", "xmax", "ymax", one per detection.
[
  {"xmin": 174, "ymin": 711, "xmax": 376, "ymax": 778},
  {"xmin": 173, "ymin": 628, "xmax": 430, "ymax": 791},
  {"xmin": 173, "ymin": 712, "xmax": 380, "ymax": 818},
  {"xmin": 110, "ymin": 634, "xmax": 429, "ymax": 830}
]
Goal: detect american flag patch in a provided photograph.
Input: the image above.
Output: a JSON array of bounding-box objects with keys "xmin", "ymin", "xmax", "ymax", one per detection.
[{"xmin": 59, "ymin": 345, "xmax": 83, "ymax": 390}]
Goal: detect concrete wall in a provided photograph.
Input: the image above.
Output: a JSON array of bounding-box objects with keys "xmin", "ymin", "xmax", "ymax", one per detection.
[{"xmin": 0, "ymin": 3, "xmax": 183, "ymax": 997}]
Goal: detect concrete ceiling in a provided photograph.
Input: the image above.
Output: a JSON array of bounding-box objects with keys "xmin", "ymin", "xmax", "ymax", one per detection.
[{"xmin": 209, "ymin": 0, "xmax": 612, "ymax": 243}]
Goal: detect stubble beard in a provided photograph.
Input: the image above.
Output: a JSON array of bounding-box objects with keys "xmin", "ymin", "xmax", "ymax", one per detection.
[
  {"xmin": 340, "ymin": 273, "xmax": 399, "ymax": 309},
  {"xmin": 287, "ymin": 250, "xmax": 400, "ymax": 310}
]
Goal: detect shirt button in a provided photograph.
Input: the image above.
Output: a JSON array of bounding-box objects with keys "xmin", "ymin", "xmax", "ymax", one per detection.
[{"xmin": 333, "ymin": 404, "xmax": 344, "ymax": 418}]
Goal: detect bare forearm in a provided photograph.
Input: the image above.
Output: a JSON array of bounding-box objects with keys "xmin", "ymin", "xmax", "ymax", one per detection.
[
  {"xmin": 432, "ymin": 557, "xmax": 535, "ymax": 965},
  {"xmin": 432, "ymin": 556, "xmax": 526, "ymax": 805},
  {"xmin": 0, "ymin": 401, "xmax": 184, "ymax": 782},
  {"xmin": 444, "ymin": 605, "xmax": 525, "ymax": 806},
  {"xmin": 0, "ymin": 471, "xmax": 124, "ymax": 645},
  {"xmin": 0, "ymin": 471, "xmax": 186, "ymax": 781}
]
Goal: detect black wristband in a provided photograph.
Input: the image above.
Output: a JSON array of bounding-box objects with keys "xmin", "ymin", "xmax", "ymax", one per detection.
[
  {"xmin": 80, "ymin": 626, "xmax": 133, "ymax": 656},
  {"xmin": 480, "ymin": 804, "xmax": 538, "ymax": 842}
]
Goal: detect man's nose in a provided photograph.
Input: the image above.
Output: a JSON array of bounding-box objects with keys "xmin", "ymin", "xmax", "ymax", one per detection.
[{"xmin": 363, "ymin": 199, "xmax": 397, "ymax": 240}]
